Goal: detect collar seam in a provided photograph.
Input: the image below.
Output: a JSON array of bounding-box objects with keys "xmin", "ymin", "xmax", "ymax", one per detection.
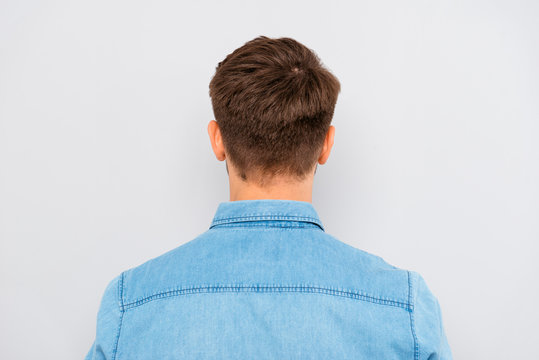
[
  {"xmin": 210, "ymin": 215, "xmax": 324, "ymax": 232},
  {"xmin": 209, "ymin": 224, "xmax": 324, "ymax": 230},
  {"xmin": 212, "ymin": 215, "xmax": 320, "ymax": 222}
]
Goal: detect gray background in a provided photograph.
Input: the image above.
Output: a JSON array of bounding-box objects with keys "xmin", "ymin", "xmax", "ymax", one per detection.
[{"xmin": 1, "ymin": 0, "xmax": 538, "ymax": 358}]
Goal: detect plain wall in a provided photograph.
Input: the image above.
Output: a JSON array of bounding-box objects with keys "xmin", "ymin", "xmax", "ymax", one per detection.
[{"xmin": 1, "ymin": 0, "xmax": 538, "ymax": 358}]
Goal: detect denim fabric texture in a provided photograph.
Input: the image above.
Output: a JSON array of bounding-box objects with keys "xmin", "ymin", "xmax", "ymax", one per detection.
[{"xmin": 85, "ymin": 199, "xmax": 452, "ymax": 359}]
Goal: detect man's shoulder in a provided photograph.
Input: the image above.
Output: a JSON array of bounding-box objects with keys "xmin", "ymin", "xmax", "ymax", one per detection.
[
  {"xmin": 321, "ymin": 231, "xmax": 401, "ymax": 270},
  {"xmin": 117, "ymin": 229, "xmax": 414, "ymax": 311},
  {"xmin": 118, "ymin": 231, "xmax": 212, "ymax": 307},
  {"xmin": 318, "ymin": 232, "xmax": 413, "ymax": 306}
]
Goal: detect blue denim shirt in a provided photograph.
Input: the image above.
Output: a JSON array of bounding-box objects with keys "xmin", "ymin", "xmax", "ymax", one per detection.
[{"xmin": 85, "ymin": 199, "xmax": 452, "ymax": 359}]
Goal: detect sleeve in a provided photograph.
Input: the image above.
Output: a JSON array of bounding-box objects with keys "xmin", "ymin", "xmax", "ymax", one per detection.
[
  {"xmin": 84, "ymin": 274, "xmax": 124, "ymax": 360},
  {"xmin": 410, "ymin": 271, "xmax": 453, "ymax": 360}
]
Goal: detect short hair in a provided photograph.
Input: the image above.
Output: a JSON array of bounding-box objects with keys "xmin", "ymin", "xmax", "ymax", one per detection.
[{"xmin": 208, "ymin": 35, "xmax": 341, "ymax": 186}]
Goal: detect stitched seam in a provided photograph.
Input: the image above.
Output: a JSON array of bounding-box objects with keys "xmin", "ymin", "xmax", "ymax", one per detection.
[
  {"xmin": 210, "ymin": 215, "xmax": 324, "ymax": 231},
  {"xmin": 210, "ymin": 223, "xmax": 322, "ymax": 229},
  {"xmin": 208, "ymin": 227, "xmax": 322, "ymax": 231},
  {"xmin": 207, "ymin": 226, "xmax": 324, "ymax": 232},
  {"xmin": 111, "ymin": 272, "xmax": 125, "ymax": 360},
  {"xmin": 122, "ymin": 285, "xmax": 412, "ymax": 311},
  {"xmin": 408, "ymin": 271, "xmax": 419, "ymax": 360},
  {"xmin": 212, "ymin": 214, "xmax": 320, "ymax": 222}
]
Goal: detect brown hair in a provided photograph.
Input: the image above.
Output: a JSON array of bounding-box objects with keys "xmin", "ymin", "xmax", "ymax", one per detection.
[{"xmin": 209, "ymin": 35, "xmax": 341, "ymax": 186}]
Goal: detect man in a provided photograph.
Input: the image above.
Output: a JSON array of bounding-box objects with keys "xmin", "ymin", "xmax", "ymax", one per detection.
[{"xmin": 85, "ymin": 35, "xmax": 452, "ymax": 359}]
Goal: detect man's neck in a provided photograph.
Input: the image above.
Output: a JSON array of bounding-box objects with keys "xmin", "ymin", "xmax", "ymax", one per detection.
[
  {"xmin": 229, "ymin": 186, "xmax": 313, "ymax": 203},
  {"xmin": 228, "ymin": 175, "xmax": 314, "ymax": 203}
]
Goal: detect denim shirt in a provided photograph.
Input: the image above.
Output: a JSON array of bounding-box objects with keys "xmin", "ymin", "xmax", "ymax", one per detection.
[{"xmin": 85, "ymin": 199, "xmax": 452, "ymax": 359}]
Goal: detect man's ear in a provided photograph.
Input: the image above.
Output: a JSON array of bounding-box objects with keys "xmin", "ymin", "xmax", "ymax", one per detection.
[
  {"xmin": 207, "ymin": 120, "xmax": 226, "ymax": 161},
  {"xmin": 318, "ymin": 125, "xmax": 335, "ymax": 165}
]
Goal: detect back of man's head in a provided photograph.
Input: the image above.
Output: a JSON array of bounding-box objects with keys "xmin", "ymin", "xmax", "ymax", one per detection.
[{"xmin": 209, "ymin": 36, "xmax": 341, "ymax": 186}]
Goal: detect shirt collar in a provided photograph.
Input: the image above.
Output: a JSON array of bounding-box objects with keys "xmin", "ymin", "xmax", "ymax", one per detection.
[{"xmin": 209, "ymin": 199, "xmax": 325, "ymax": 232}]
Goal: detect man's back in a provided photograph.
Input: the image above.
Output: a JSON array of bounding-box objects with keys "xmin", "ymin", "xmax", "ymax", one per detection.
[{"xmin": 86, "ymin": 199, "xmax": 451, "ymax": 359}]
